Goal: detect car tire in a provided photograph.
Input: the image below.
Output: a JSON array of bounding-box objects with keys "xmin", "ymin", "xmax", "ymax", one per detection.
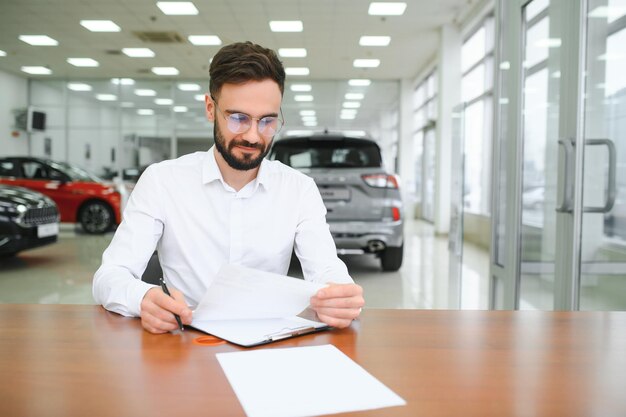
[
  {"xmin": 381, "ymin": 244, "xmax": 403, "ymax": 272},
  {"xmin": 79, "ymin": 201, "xmax": 114, "ymax": 234}
]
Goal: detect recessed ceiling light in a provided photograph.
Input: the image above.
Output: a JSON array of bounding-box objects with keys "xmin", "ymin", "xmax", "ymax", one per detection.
[
  {"xmin": 111, "ymin": 78, "xmax": 135, "ymax": 85},
  {"xmin": 343, "ymin": 102, "xmax": 361, "ymax": 108},
  {"xmin": 279, "ymin": 48, "xmax": 307, "ymax": 58},
  {"xmin": 345, "ymin": 93, "xmax": 364, "ymax": 100},
  {"xmin": 269, "ymin": 21, "xmax": 303, "ymax": 32},
  {"xmin": 67, "ymin": 58, "xmax": 99, "ymax": 67},
  {"xmin": 67, "ymin": 83, "xmax": 92, "ymax": 91},
  {"xmin": 341, "ymin": 114, "xmax": 356, "ymax": 120},
  {"xmin": 122, "ymin": 48, "xmax": 155, "ymax": 58},
  {"xmin": 174, "ymin": 106, "xmax": 188, "ymax": 112},
  {"xmin": 188, "ymin": 35, "xmax": 222, "ymax": 45},
  {"xmin": 21, "ymin": 66, "xmax": 52, "ymax": 75},
  {"xmin": 300, "ymin": 110, "xmax": 316, "ymax": 116},
  {"xmin": 303, "ymin": 121, "xmax": 317, "ymax": 127},
  {"xmin": 194, "ymin": 94, "xmax": 206, "ymax": 101},
  {"xmin": 19, "ymin": 35, "xmax": 58, "ymax": 46},
  {"xmin": 368, "ymin": 2, "xmax": 407, "ymax": 16},
  {"xmin": 178, "ymin": 83, "xmax": 201, "ymax": 91},
  {"xmin": 291, "ymin": 84, "xmax": 312, "ymax": 92},
  {"xmin": 135, "ymin": 89, "xmax": 157, "ymax": 96},
  {"xmin": 152, "ymin": 67, "xmax": 179, "ymax": 75},
  {"xmin": 155, "ymin": 98, "xmax": 173, "ymax": 105},
  {"xmin": 0, "ymin": 50, "xmax": 6, "ymax": 57},
  {"xmin": 348, "ymin": 79, "xmax": 371, "ymax": 86},
  {"xmin": 96, "ymin": 94, "xmax": 117, "ymax": 101},
  {"xmin": 301, "ymin": 116, "xmax": 317, "ymax": 122},
  {"xmin": 137, "ymin": 109, "xmax": 155, "ymax": 116},
  {"xmin": 285, "ymin": 67, "xmax": 310, "ymax": 76},
  {"xmin": 157, "ymin": 1, "xmax": 199, "ymax": 15},
  {"xmin": 353, "ymin": 59, "xmax": 380, "ymax": 68},
  {"xmin": 294, "ymin": 95, "xmax": 314, "ymax": 102},
  {"xmin": 534, "ymin": 38, "xmax": 562, "ymax": 48},
  {"xmin": 359, "ymin": 36, "xmax": 391, "ymax": 46},
  {"xmin": 80, "ymin": 20, "xmax": 121, "ymax": 32}
]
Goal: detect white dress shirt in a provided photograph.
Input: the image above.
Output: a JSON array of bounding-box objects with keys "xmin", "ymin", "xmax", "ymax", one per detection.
[{"xmin": 93, "ymin": 147, "xmax": 352, "ymax": 317}]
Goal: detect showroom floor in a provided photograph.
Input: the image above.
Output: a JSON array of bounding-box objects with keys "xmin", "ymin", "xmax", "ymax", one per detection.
[{"xmin": 0, "ymin": 219, "xmax": 492, "ymax": 309}]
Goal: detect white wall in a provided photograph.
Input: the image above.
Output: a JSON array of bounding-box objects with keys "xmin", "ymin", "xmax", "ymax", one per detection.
[{"xmin": 0, "ymin": 69, "xmax": 28, "ymax": 156}]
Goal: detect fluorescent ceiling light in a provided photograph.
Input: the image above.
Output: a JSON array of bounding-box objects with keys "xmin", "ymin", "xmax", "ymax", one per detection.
[
  {"xmin": 353, "ymin": 59, "xmax": 380, "ymax": 68},
  {"xmin": 340, "ymin": 114, "xmax": 356, "ymax": 120},
  {"xmin": 96, "ymin": 94, "xmax": 117, "ymax": 101},
  {"xmin": 21, "ymin": 66, "xmax": 52, "ymax": 75},
  {"xmin": 303, "ymin": 121, "xmax": 317, "ymax": 126},
  {"xmin": 279, "ymin": 48, "xmax": 307, "ymax": 58},
  {"xmin": 534, "ymin": 38, "xmax": 562, "ymax": 48},
  {"xmin": 345, "ymin": 93, "xmax": 364, "ymax": 100},
  {"xmin": 80, "ymin": 20, "xmax": 121, "ymax": 32},
  {"xmin": 67, "ymin": 58, "xmax": 99, "ymax": 67},
  {"xmin": 188, "ymin": 35, "xmax": 221, "ymax": 45},
  {"xmin": 291, "ymin": 84, "xmax": 312, "ymax": 92},
  {"xmin": 174, "ymin": 106, "xmax": 188, "ymax": 112},
  {"xmin": 111, "ymin": 78, "xmax": 135, "ymax": 85},
  {"xmin": 588, "ymin": 6, "xmax": 626, "ymax": 21},
  {"xmin": 294, "ymin": 95, "xmax": 314, "ymax": 102},
  {"xmin": 137, "ymin": 109, "xmax": 155, "ymax": 116},
  {"xmin": 359, "ymin": 36, "xmax": 391, "ymax": 46},
  {"xmin": 155, "ymin": 98, "xmax": 173, "ymax": 105},
  {"xmin": 301, "ymin": 116, "xmax": 317, "ymax": 122},
  {"xmin": 67, "ymin": 83, "xmax": 92, "ymax": 91},
  {"xmin": 300, "ymin": 110, "xmax": 316, "ymax": 116},
  {"xmin": 285, "ymin": 67, "xmax": 310, "ymax": 76},
  {"xmin": 269, "ymin": 21, "xmax": 303, "ymax": 32},
  {"xmin": 343, "ymin": 102, "xmax": 361, "ymax": 108},
  {"xmin": 348, "ymin": 79, "xmax": 371, "ymax": 86},
  {"xmin": 157, "ymin": 1, "xmax": 199, "ymax": 15},
  {"xmin": 0, "ymin": 50, "xmax": 6, "ymax": 57},
  {"xmin": 500, "ymin": 61, "xmax": 511, "ymax": 70},
  {"xmin": 344, "ymin": 130, "xmax": 366, "ymax": 137},
  {"xmin": 341, "ymin": 108, "xmax": 358, "ymax": 114},
  {"xmin": 368, "ymin": 2, "xmax": 407, "ymax": 16},
  {"xmin": 597, "ymin": 52, "xmax": 625, "ymax": 61},
  {"xmin": 178, "ymin": 83, "xmax": 201, "ymax": 91},
  {"xmin": 194, "ymin": 94, "xmax": 206, "ymax": 101},
  {"xmin": 121, "ymin": 102, "xmax": 135, "ymax": 108},
  {"xmin": 122, "ymin": 48, "xmax": 155, "ymax": 58},
  {"xmin": 152, "ymin": 67, "xmax": 179, "ymax": 75},
  {"xmin": 19, "ymin": 35, "xmax": 58, "ymax": 46},
  {"xmin": 135, "ymin": 89, "xmax": 157, "ymax": 96}
]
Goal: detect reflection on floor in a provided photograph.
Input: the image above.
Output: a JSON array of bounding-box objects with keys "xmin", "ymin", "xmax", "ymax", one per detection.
[{"xmin": 0, "ymin": 220, "xmax": 495, "ymax": 310}]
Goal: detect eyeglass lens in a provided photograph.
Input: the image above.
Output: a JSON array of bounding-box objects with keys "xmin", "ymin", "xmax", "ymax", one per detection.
[{"xmin": 226, "ymin": 113, "xmax": 281, "ymax": 136}]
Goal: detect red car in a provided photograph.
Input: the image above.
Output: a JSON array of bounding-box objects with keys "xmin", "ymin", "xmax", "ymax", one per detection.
[{"xmin": 0, "ymin": 157, "xmax": 121, "ymax": 234}]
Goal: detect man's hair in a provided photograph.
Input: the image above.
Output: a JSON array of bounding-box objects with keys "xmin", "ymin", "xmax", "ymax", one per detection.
[{"xmin": 209, "ymin": 41, "xmax": 285, "ymax": 100}]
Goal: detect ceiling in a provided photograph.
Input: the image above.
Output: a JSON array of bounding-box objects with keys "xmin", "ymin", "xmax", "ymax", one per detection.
[{"xmin": 0, "ymin": 0, "xmax": 478, "ymax": 135}]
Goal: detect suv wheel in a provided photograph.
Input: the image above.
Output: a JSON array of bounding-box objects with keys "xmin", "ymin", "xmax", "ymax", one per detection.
[
  {"xmin": 381, "ymin": 244, "xmax": 403, "ymax": 271},
  {"xmin": 79, "ymin": 201, "xmax": 114, "ymax": 234}
]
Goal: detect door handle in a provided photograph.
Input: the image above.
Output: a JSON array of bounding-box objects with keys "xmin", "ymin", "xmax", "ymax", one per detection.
[
  {"xmin": 583, "ymin": 138, "xmax": 616, "ymax": 213},
  {"xmin": 556, "ymin": 138, "xmax": 575, "ymax": 213}
]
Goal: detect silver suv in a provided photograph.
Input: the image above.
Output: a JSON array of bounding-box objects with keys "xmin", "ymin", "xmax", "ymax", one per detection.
[{"xmin": 270, "ymin": 134, "xmax": 403, "ymax": 271}]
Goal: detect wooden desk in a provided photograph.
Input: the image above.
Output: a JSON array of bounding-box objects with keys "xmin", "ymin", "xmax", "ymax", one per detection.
[{"xmin": 1, "ymin": 305, "xmax": 625, "ymax": 417}]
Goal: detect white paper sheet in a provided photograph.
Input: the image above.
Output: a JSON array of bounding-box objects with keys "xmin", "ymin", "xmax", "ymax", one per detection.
[
  {"xmin": 216, "ymin": 344, "xmax": 406, "ymax": 417},
  {"xmin": 193, "ymin": 264, "xmax": 326, "ymax": 321}
]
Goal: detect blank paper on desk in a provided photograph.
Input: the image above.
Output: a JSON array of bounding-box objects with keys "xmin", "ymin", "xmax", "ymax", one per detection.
[{"xmin": 216, "ymin": 344, "xmax": 406, "ymax": 417}]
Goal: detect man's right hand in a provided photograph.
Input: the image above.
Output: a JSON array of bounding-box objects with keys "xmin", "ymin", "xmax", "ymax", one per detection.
[{"xmin": 140, "ymin": 287, "xmax": 193, "ymax": 334}]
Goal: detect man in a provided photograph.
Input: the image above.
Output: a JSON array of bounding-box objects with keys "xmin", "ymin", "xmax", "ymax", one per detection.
[{"xmin": 93, "ymin": 41, "xmax": 364, "ymax": 334}]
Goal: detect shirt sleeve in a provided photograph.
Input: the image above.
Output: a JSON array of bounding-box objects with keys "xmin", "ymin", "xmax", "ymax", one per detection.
[
  {"xmin": 294, "ymin": 177, "xmax": 354, "ymax": 285},
  {"xmin": 92, "ymin": 165, "xmax": 165, "ymax": 317}
]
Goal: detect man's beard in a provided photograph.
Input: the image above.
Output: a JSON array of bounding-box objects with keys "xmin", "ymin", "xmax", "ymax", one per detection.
[{"xmin": 213, "ymin": 122, "xmax": 272, "ymax": 171}]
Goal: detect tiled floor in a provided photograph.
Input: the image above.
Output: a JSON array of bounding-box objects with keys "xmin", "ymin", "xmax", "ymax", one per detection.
[{"xmin": 0, "ymin": 219, "xmax": 492, "ymax": 309}]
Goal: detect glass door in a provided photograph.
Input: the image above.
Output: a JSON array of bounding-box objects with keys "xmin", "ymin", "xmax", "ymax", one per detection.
[
  {"xmin": 579, "ymin": 0, "xmax": 626, "ymax": 310},
  {"xmin": 492, "ymin": 0, "xmax": 588, "ymax": 309}
]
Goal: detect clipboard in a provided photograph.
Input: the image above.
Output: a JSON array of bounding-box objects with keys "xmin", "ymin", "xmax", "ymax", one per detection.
[{"xmin": 190, "ymin": 316, "xmax": 330, "ymax": 347}]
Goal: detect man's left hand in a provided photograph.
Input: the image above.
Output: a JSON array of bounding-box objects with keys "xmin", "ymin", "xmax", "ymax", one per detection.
[{"xmin": 310, "ymin": 283, "xmax": 364, "ymax": 328}]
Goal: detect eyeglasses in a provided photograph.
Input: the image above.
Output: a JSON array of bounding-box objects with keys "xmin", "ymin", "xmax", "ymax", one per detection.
[{"xmin": 212, "ymin": 99, "xmax": 284, "ymax": 137}]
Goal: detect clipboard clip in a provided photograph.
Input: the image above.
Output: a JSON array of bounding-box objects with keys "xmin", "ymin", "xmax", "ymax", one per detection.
[{"xmin": 265, "ymin": 326, "xmax": 317, "ymax": 342}]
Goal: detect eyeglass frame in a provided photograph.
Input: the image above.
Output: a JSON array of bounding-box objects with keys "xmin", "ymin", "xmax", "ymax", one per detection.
[{"xmin": 210, "ymin": 96, "xmax": 285, "ymax": 137}]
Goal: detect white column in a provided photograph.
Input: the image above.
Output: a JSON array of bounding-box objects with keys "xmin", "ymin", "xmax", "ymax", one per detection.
[{"xmin": 435, "ymin": 24, "xmax": 462, "ymax": 234}]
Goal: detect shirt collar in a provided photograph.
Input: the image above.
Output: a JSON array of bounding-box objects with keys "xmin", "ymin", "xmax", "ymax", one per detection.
[{"xmin": 202, "ymin": 146, "xmax": 271, "ymax": 191}]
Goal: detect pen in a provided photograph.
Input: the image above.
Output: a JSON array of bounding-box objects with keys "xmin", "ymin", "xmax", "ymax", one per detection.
[{"xmin": 160, "ymin": 277, "xmax": 185, "ymax": 332}]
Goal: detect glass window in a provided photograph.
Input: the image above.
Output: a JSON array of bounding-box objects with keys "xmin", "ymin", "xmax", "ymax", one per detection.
[
  {"xmin": 462, "ymin": 63, "xmax": 486, "ymax": 102},
  {"xmin": 462, "ymin": 27, "xmax": 486, "ymax": 72},
  {"xmin": 0, "ymin": 161, "xmax": 15, "ymax": 177},
  {"xmin": 525, "ymin": 0, "xmax": 549, "ymax": 22},
  {"xmin": 524, "ymin": 17, "xmax": 550, "ymax": 69},
  {"xmin": 463, "ymin": 101, "xmax": 485, "ymax": 213},
  {"xmin": 604, "ymin": 27, "xmax": 626, "ymax": 97}
]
